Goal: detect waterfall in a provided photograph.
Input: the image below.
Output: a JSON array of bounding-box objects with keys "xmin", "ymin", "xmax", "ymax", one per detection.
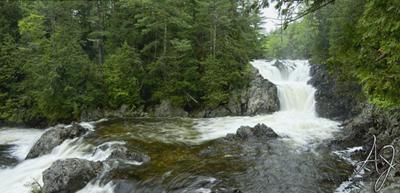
[
  {"xmin": 194, "ymin": 60, "xmax": 340, "ymax": 145},
  {"xmin": 252, "ymin": 60, "xmax": 316, "ymax": 113},
  {"xmin": 0, "ymin": 60, "xmax": 342, "ymax": 193}
]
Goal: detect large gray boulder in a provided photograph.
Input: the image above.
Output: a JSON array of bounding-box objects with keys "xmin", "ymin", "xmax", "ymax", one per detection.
[
  {"xmin": 203, "ymin": 67, "xmax": 280, "ymax": 117},
  {"xmin": 26, "ymin": 123, "xmax": 88, "ymax": 159},
  {"xmin": 42, "ymin": 158, "xmax": 103, "ymax": 193},
  {"xmin": 243, "ymin": 71, "xmax": 280, "ymax": 115},
  {"xmin": 224, "ymin": 123, "xmax": 279, "ymax": 141}
]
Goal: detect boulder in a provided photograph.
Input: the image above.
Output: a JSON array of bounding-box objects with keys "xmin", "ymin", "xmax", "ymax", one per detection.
[
  {"xmin": 42, "ymin": 158, "xmax": 103, "ymax": 193},
  {"xmin": 308, "ymin": 63, "xmax": 363, "ymax": 121},
  {"xmin": 154, "ymin": 100, "xmax": 189, "ymax": 117},
  {"xmin": 105, "ymin": 144, "xmax": 150, "ymax": 164},
  {"xmin": 243, "ymin": 71, "xmax": 280, "ymax": 115},
  {"xmin": 233, "ymin": 123, "xmax": 279, "ymax": 141},
  {"xmin": 26, "ymin": 123, "xmax": 88, "ymax": 159},
  {"xmin": 203, "ymin": 67, "xmax": 280, "ymax": 117}
]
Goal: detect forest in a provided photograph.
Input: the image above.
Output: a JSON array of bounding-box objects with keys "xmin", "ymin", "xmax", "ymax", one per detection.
[
  {"xmin": 0, "ymin": 0, "xmax": 264, "ymax": 125},
  {"xmin": 1, "ymin": 1, "xmax": 400, "ymax": 193},
  {"xmin": 263, "ymin": 0, "xmax": 400, "ymax": 108},
  {"xmin": 0, "ymin": 0, "xmax": 399, "ymax": 126}
]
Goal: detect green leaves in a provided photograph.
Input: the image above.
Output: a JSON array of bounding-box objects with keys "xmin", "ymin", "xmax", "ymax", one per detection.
[
  {"xmin": 0, "ymin": 0, "xmax": 263, "ymax": 125},
  {"xmin": 104, "ymin": 42, "xmax": 143, "ymax": 108}
]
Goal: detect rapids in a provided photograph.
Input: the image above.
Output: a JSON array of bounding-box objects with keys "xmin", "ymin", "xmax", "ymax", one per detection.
[{"xmin": 0, "ymin": 60, "xmax": 354, "ymax": 193}]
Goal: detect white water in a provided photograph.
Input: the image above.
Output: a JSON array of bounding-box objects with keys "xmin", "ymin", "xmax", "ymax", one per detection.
[
  {"xmin": 194, "ymin": 60, "xmax": 340, "ymax": 145},
  {"xmin": 0, "ymin": 121, "xmax": 118, "ymax": 193},
  {"xmin": 0, "ymin": 60, "xmax": 342, "ymax": 193}
]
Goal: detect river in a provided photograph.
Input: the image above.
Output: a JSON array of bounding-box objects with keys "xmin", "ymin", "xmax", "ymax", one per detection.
[{"xmin": 0, "ymin": 60, "xmax": 355, "ymax": 193}]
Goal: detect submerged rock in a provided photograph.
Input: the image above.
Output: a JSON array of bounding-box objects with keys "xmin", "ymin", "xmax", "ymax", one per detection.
[
  {"xmin": 26, "ymin": 123, "xmax": 88, "ymax": 159},
  {"xmin": 42, "ymin": 158, "xmax": 103, "ymax": 193},
  {"xmin": 105, "ymin": 143, "xmax": 150, "ymax": 164}
]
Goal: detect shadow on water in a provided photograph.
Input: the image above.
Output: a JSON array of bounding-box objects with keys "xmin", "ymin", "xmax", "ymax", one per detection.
[{"xmin": 84, "ymin": 118, "xmax": 353, "ymax": 193}]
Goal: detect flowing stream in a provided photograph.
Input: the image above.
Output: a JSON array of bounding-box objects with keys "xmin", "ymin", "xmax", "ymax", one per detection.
[{"xmin": 0, "ymin": 60, "xmax": 354, "ymax": 193}]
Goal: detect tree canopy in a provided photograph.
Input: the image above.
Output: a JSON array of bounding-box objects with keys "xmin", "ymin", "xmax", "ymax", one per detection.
[{"xmin": 0, "ymin": 0, "xmax": 264, "ymax": 125}]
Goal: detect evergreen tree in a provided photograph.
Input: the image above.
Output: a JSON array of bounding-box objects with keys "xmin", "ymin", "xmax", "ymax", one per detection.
[{"xmin": 104, "ymin": 42, "xmax": 143, "ymax": 108}]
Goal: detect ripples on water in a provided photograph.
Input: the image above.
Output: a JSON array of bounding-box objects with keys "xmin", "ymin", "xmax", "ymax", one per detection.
[{"xmin": 0, "ymin": 60, "xmax": 356, "ymax": 193}]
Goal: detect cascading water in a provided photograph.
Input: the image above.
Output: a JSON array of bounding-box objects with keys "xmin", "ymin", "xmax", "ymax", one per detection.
[
  {"xmin": 0, "ymin": 60, "xmax": 347, "ymax": 193},
  {"xmin": 193, "ymin": 60, "xmax": 340, "ymax": 145},
  {"xmin": 0, "ymin": 121, "xmax": 118, "ymax": 193},
  {"xmin": 252, "ymin": 60, "xmax": 316, "ymax": 112}
]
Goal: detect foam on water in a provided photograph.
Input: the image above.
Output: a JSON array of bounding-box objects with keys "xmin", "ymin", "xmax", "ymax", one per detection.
[
  {"xmin": 194, "ymin": 60, "xmax": 340, "ymax": 145},
  {"xmin": 0, "ymin": 121, "xmax": 116, "ymax": 193},
  {"xmin": 0, "ymin": 60, "xmax": 343, "ymax": 192},
  {"xmin": 0, "ymin": 128, "xmax": 44, "ymax": 160}
]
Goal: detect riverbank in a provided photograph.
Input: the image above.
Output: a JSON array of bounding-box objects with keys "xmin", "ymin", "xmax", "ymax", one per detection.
[
  {"xmin": 309, "ymin": 62, "xmax": 400, "ymax": 192},
  {"xmin": 1, "ymin": 59, "xmax": 398, "ymax": 193}
]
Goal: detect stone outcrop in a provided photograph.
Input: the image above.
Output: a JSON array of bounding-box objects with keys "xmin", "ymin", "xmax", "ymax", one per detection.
[
  {"xmin": 308, "ymin": 63, "xmax": 363, "ymax": 121},
  {"xmin": 202, "ymin": 67, "xmax": 280, "ymax": 117},
  {"xmin": 150, "ymin": 66, "xmax": 279, "ymax": 118},
  {"xmin": 26, "ymin": 123, "xmax": 88, "ymax": 159},
  {"xmin": 153, "ymin": 100, "xmax": 189, "ymax": 117},
  {"xmin": 42, "ymin": 158, "xmax": 103, "ymax": 193},
  {"xmin": 335, "ymin": 104, "xmax": 400, "ymax": 192}
]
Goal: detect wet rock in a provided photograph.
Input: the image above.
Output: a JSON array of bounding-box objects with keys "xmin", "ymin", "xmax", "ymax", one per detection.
[
  {"xmin": 105, "ymin": 144, "xmax": 150, "ymax": 164},
  {"xmin": 226, "ymin": 123, "xmax": 279, "ymax": 141},
  {"xmin": 204, "ymin": 106, "xmax": 232, "ymax": 117},
  {"xmin": 336, "ymin": 105, "xmax": 400, "ymax": 193},
  {"xmin": 243, "ymin": 70, "xmax": 280, "ymax": 115},
  {"xmin": 339, "ymin": 104, "xmax": 400, "ymax": 147},
  {"xmin": 308, "ymin": 63, "xmax": 363, "ymax": 121},
  {"xmin": 0, "ymin": 145, "xmax": 18, "ymax": 167},
  {"xmin": 42, "ymin": 158, "xmax": 103, "ymax": 193},
  {"xmin": 154, "ymin": 100, "xmax": 189, "ymax": 117},
  {"xmin": 112, "ymin": 180, "xmax": 137, "ymax": 193},
  {"xmin": 26, "ymin": 123, "xmax": 88, "ymax": 159},
  {"xmin": 202, "ymin": 67, "xmax": 280, "ymax": 117},
  {"xmin": 200, "ymin": 124, "xmax": 278, "ymax": 158}
]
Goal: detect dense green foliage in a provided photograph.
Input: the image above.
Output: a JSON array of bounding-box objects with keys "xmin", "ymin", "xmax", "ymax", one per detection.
[
  {"xmin": 264, "ymin": 0, "xmax": 400, "ymax": 108},
  {"xmin": 263, "ymin": 20, "xmax": 313, "ymax": 59},
  {"xmin": 0, "ymin": 0, "xmax": 264, "ymax": 125}
]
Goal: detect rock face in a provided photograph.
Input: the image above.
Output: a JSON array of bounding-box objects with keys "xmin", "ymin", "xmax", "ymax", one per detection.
[
  {"xmin": 243, "ymin": 71, "xmax": 280, "ymax": 115},
  {"xmin": 154, "ymin": 100, "xmax": 189, "ymax": 117},
  {"xmin": 26, "ymin": 123, "xmax": 88, "ymax": 159},
  {"xmin": 203, "ymin": 67, "xmax": 280, "ymax": 117},
  {"xmin": 335, "ymin": 104, "xmax": 400, "ymax": 192},
  {"xmin": 42, "ymin": 158, "xmax": 103, "ymax": 193},
  {"xmin": 308, "ymin": 63, "xmax": 363, "ymax": 121}
]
